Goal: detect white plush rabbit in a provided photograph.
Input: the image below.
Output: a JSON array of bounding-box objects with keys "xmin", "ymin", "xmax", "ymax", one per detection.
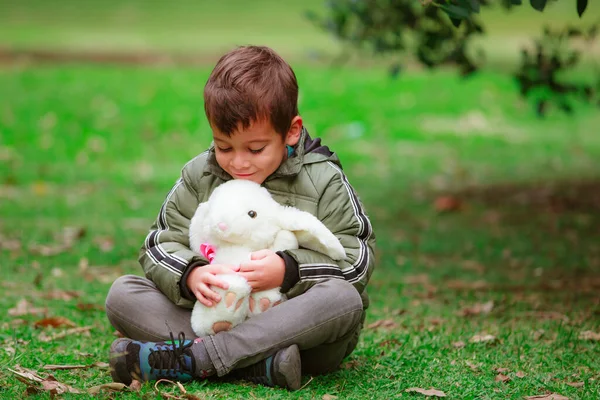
[{"xmin": 188, "ymin": 179, "xmax": 346, "ymax": 337}]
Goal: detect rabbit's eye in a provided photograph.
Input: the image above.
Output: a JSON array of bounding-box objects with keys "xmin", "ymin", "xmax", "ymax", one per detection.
[{"xmin": 248, "ymin": 210, "xmax": 257, "ymax": 218}]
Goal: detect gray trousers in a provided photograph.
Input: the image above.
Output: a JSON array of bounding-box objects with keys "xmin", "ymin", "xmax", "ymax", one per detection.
[{"xmin": 105, "ymin": 275, "xmax": 365, "ymax": 376}]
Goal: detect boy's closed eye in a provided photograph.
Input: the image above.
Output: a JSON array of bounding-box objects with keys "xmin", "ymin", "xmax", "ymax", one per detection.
[{"xmin": 249, "ymin": 146, "xmax": 265, "ymax": 154}]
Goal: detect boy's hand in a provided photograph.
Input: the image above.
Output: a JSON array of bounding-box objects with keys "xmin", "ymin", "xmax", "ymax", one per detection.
[
  {"xmin": 239, "ymin": 249, "xmax": 285, "ymax": 292},
  {"xmin": 187, "ymin": 264, "xmax": 240, "ymax": 307}
]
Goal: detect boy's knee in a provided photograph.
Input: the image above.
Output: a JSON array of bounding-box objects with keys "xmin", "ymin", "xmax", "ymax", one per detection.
[
  {"xmin": 105, "ymin": 274, "xmax": 141, "ymax": 308},
  {"xmin": 317, "ymin": 279, "xmax": 363, "ymax": 311}
]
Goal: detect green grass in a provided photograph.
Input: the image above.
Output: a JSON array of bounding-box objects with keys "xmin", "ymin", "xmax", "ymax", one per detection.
[{"xmin": 1, "ymin": 63, "xmax": 600, "ymax": 399}]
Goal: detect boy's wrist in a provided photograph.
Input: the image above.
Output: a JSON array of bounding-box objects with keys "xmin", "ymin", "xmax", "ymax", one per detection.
[
  {"xmin": 179, "ymin": 260, "xmax": 206, "ymax": 301},
  {"xmin": 277, "ymin": 251, "xmax": 299, "ymax": 292}
]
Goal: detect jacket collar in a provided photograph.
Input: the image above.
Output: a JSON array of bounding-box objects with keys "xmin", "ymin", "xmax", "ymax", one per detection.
[{"xmin": 203, "ymin": 127, "xmax": 339, "ymax": 181}]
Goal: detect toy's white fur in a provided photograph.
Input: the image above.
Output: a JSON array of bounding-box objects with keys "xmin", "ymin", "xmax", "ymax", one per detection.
[{"xmin": 188, "ymin": 179, "xmax": 345, "ymax": 336}]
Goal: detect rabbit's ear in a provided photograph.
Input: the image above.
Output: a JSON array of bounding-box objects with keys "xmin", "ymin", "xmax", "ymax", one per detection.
[
  {"xmin": 275, "ymin": 207, "xmax": 346, "ymax": 260},
  {"xmin": 189, "ymin": 202, "xmax": 210, "ymax": 253}
]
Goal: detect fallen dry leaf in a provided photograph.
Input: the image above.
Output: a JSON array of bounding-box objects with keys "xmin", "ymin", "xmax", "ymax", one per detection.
[
  {"xmin": 434, "ymin": 195, "xmax": 462, "ymax": 212},
  {"xmin": 41, "ymin": 376, "xmax": 83, "ymax": 395},
  {"xmin": 457, "ymin": 301, "xmax": 494, "ymax": 317},
  {"xmin": 466, "ymin": 361, "xmax": 481, "ymax": 372},
  {"xmin": 38, "ymin": 326, "xmax": 93, "ymax": 342},
  {"xmin": 494, "ymin": 367, "xmax": 510, "ymax": 373},
  {"xmin": 405, "ymin": 387, "xmax": 446, "ymax": 397},
  {"xmin": 87, "ymin": 382, "xmax": 127, "ymax": 395},
  {"xmin": 8, "ymin": 299, "xmax": 48, "ymax": 317},
  {"xmin": 469, "ymin": 334, "xmax": 497, "ymax": 343},
  {"xmin": 9, "ymin": 366, "xmax": 82, "ymax": 394},
  {"xmin": 566, "ymin": 382, "xmax": 584, "ymax": 388},
  {"xmin": 367, "ymin": 319, "xmax": 398, "ymax": 330},
  {"xmin": 76, "ymin": 302, "xmax": 105, "ymax": 311},
  {"xmin": 34, "ymin": 316, "xmax": 77, "ymax": 329},
  {"xmin": 524, "ymin": 394, "xmax": 569, "ymax": 400},
  {"xmin": 341, "ymin": 360, "xmax": 361, "ymax": 369},
  {"xmin": 516, "ymin": 371, "xmax": 526, "ymax": 378},
  {"xmin": 93, "ymin": 236, "xmax": 115, "ymax": 252},
  {"xmin": 446, "ymin": 279, "xmax": 489, "ymax": 290},
  {"xmin": 532, "ymin": 329, "xmax": 545, "ymax": 341},
  {"xmin": 452, "ymin": 341, "xmax": 466, "ymax": 349},
  {"xmin": 129, "ymin": 380, "xmax": 142, "ymax": 391},
  {"xmin": 323, "ymin": 395, "xmax": 338, "ymax": 400},
  {"xmin": 41, "ymin": 290, "xmax": 82, "ymax": 301},
  {"xmin": 495, "ymin": 373, "xmax": 510, "ymax": 383},
  {"xmin": 579, "ymin": 331, "xmax": 600, "ymax": 341},
  {"xmin": 43, "ymin": 364, "xmax": 88, "ymax": 371},
  {"xmin": 43, "ymin": 361, "xmax": 108, "ymax": 371}
]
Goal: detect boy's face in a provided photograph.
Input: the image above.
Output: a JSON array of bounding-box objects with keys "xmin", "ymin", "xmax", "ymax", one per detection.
[{"xmin": 212, "ymin": 117, "xmax": 302, "ymax": 184}]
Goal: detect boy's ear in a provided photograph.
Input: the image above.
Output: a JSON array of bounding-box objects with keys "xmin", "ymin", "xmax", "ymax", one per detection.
[{"xmin": 285, "ymin": 116, "xmax": 303, "ymax": 146}]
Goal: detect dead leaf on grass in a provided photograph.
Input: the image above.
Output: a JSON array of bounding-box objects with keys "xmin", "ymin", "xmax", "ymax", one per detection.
[
  {"xmin": 457, "ymin": 301, "xmax": 494, "ymax": 317},
  {"xmin": 367, "ymin": 319, "xmax": 398, "ymax": 330},
  {"xmin": 76, "ymin": 302, "xmax": 105, "ymax": 311},
  {"xmin": 129, "ymin": 380, "xmax": 142, "ymax": 391},
  {"xmin": 9, "ymin": 365, "xmax": 82, "ymax": 394},
  {"xmin": 516, "ymin": 371, "xmax": 526, "ymax": 378},
  {"xmin": 41, "ymin": 290, "xmax": 82, "ymax": 301},
  {"xmin": 43, "ymin": 361, "xmax": 108, "ymax": 371},
  {"xmin": 38, "ymin": 326, "xmax": 93, "ymax": 342},
  {"xmin": 8, "ymin": 299, "xmax": 48, "ymax": 317},
  {"xmin": 446, "ymin": 279, "xmax": 489, "ymax": 290},
  {"xmin": 87, "ymin": 382, "xmax": 128, "ymax": 394},
  {"xmin": 495, "ymin": 373, "xmax": 510, "ymax": 383},
  {"xmin": 29, "ymin": 226, "xmax": 86, "ymax": 256},
  {"xmin": 566, "ymin": 382, "xmax": 584, "ymax": 388},
  {"xmin": 524, "ymin": 394, "xmax": 569, "ymax": 400},
  {"xmin": 34, "ymin": 316, "xmax": 77, "ymax": 328},
  {"xmin": 323, "ymin": 395, "xmax": 338, "ymax": 400},
  {"xmin": 405, "ymin": 387, "xmax": 446, "ymax": 397},
  {"xmin": 532, "ymin": 329, "xmax": 545, "ymax": 341},
  {"xmin": 466, "ymin": 361, "xmax": 481, "ymax": 371},
  {"xmin": 452, "ymin": 341, "xmax": 466, "ymax": 349},
  {"xmin": 494, "ymin": 367, "xmax": 510, "ymax": 373},
  {"xmin": 341, "ymin": 360, "xmax": 361, "ymax": 369},
  {"xmin": 93, "ymin": 236, "xmax": 115, "ymax": 252},
  {"xmin": 434, "ymin": 195, "xmax": 462, "ymax": 213},
  {"xmin": 579, "ymin": 331, "xmax": 600, "ymax": 341},
  {"xmin": 469, "ymin": 334, "xmax": 497, "ymax": 343},
  {"xmin": 154, "ymin": 379, "xmax": 202, "ymax": 400}
]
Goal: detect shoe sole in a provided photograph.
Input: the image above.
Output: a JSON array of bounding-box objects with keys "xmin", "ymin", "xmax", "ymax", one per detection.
[
  {"xmin": 109, "ymin": 338, "xmax": 135, "ymax": 385},
  {"xmin": 274, "ymin": 344, "xmax": 302, "ymax": 390}
]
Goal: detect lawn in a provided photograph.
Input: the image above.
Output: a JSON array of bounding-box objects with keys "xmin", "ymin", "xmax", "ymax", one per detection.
[{"xmin": 1, "ymin": 1, "xmax": 600, "ymax": 399}]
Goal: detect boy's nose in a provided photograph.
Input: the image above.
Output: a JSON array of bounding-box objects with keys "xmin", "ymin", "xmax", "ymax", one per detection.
[{"xmin": 231, "ymin": 154, "xmax": 250, "ymax": 169}]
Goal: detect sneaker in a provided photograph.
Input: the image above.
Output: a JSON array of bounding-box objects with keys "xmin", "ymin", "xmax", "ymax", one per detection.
[
  {"xmin": 233, "ymin": 344, "xmax": 301, "ymax": 390},
  {"xmin": 109, "ymin": 332, "xmax": 205, "ymax": 385}
]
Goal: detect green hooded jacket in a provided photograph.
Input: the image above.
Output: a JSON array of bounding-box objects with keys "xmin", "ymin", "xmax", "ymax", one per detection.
[{"xmin": 138, "ymin": 128, "xmax": 376, "ymax": 312}]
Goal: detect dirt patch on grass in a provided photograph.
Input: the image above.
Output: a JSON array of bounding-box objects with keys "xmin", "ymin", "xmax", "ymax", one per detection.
[
  {"xmin": 0, "ymin": 47, "xmax": 220, "ymax": 66},
  {"xmin": 455, "ymin": 179, "xmax": 600, "ymax": 214}
]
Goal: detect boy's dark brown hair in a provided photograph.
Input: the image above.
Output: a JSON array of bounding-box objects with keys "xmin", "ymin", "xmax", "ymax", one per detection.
[{"xmin": 204, "ymin": 45, "xmax": 299, "ymax": 137}]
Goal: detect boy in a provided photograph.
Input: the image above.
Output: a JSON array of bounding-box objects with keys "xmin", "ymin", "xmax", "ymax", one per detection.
[{"xmin": 106, "ymin": 45, "xmax": 375, "ymax": 391}]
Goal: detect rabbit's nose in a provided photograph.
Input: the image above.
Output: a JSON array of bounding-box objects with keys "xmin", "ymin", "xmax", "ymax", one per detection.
[{"xmin": 217, "ymin": 222, "xmax": 228, "ymax": 232}]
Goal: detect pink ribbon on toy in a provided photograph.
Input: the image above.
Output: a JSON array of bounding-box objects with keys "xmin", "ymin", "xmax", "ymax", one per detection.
[{"xmin": 199, "ymin": 243, "xmax": 216, "ymax": 263}]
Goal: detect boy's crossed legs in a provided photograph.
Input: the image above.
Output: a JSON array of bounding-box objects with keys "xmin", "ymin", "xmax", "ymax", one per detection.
[{"xmin": 105, "ymin": 275, "xmax": 364, "ymax": 390}]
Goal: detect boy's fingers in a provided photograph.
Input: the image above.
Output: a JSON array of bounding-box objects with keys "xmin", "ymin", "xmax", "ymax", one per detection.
[
  {"xmin": 195, "ymin": 292, "xmax": 212, "ymax": 307},
  {"xmin": 199, "ymin": 283, "xmax": 221, "ymax": 303},
  {"xmin": 206, "ymin": 275, "xmax": 228, "ymax": 291},
  {"xmin": 250, "ymin": 249, "xmax": 271, "ymax": 260}
]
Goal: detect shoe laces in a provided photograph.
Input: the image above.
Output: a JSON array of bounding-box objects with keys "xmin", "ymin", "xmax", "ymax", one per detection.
[{"xmin": 147, "ymin": 331, "xmax": 193, "ymax": 376}]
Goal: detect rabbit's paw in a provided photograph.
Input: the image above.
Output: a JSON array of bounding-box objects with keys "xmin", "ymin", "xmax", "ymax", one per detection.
[{"xmin": 248, "ymin": 288, "xmax": 284, "ymax": 316}]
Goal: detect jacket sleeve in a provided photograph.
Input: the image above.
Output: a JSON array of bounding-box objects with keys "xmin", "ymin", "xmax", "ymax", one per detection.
[
  {"xmin": 138, "ymin": 174, "xmax": 209, "ymax": 308},
  {"xmin": 283, "ymin": 170, "xmax": 376, "ymax": 299}
]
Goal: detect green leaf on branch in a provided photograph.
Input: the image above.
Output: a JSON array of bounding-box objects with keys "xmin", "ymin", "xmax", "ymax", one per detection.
[
  {"xmin": 530, "ymin": 0, "xmax": 547, "ymax": 12},
  {"xmin": 440, "ymin": 3, "xmax": 471, "ymax": 20},
  {"xmin": 577, "ymin": 0, "xmax": 588, "ymax": 17}
]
